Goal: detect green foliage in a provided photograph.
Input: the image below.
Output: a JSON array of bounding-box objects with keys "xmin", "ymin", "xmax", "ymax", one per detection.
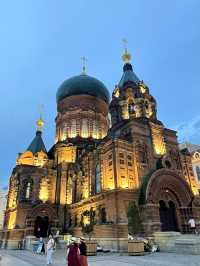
[
  {"xmin": 127, "ymin": 201, "xmax": 143, "ymax": 236},
  {"xmin": 81, "ymin": 208, "xmax": 96, "ymax": 239}
]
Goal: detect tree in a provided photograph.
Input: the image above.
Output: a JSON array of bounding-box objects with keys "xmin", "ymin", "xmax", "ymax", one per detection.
[
  {"xmin": 127, "ymin": 201, "xmax": 143, "ymax": 236},
  {"xmin": 81, "ymin": 208, "xmax": 95, "ymax": 240}
]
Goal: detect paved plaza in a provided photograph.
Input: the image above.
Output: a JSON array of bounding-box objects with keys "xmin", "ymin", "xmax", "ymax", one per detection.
[{"xmin": 0, "ymin": 250, "xmax": 200, "ymax": 266}]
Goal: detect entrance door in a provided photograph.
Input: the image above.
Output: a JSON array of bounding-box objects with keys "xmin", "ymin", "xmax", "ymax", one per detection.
[
  {"xmin": 159, "ymin": 200, "xmax": 169, "ymax": 231},
  {"xmin": 168, "ymin": 201, "xmax": 178, "ymax": 231},
  {"xmin": 159, "ymin": 200, "xmax": 179, "ymax": 231},
  {"xmin": 34, "ymin": 216, "xmax": 49, "ymax": 238}
]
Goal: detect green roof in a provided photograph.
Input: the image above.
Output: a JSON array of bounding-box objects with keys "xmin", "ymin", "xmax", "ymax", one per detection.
[
  {"xmin": 119, "ymin": 63, "xmax": 140, "ymax": 87},
  {"xmin": 27, "ymin": 131, "xmax": 47, "ymax": 154},
  {"xmin": 56, "ymin": 74, "xmax": 110, "ymax": 103}
]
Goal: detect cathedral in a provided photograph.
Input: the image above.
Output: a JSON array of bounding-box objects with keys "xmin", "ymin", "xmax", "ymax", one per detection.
[{"xmin": 3, "ymin": 47, "xmax": 200, "ymax": 249}]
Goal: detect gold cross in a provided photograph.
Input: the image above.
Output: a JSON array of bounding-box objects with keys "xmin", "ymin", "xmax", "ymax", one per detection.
[
  {"xmin": 122, "ymin": 38, "xmax": 131, "ymax": 63},
  {"xmin": 81, "ymin": 56, "xmax": 88, "ymax": 74},
  {"xmin": 122, "ymin": 38, "xmax": 128, "ymax": 51},
  {"xmin": 38, "ymin": 104, "xmax": 44, "ymax": 119}
]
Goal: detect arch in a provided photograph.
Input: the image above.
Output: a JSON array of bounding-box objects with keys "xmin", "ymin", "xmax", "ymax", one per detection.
[
  {"xmin": 29, "ymin": 204, "xmax": 58, "ymax": 237},
  {"xmin": 145, "ymin": 169, "xmax": 193, "ymax": 207},
  {"xmin": 30, "ymin": 203, "xmax": 57, "ymax": 220}
]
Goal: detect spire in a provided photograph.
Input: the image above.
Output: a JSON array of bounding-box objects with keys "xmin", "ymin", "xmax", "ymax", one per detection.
[
  {"xmin": 81, "ymin": 56, "xmax": 88, "ymax": 75},
  {"xmin": 122, "ymin": 38, "xmax": 131, "ymax": 63},
  {"xmin": 36, "ymin": 105, "xmax": 44, "ymax": 133},
  {"xmin": 26, "ymin": 110, "xmax": 47, "ymax": 154},
  {"xmin": 27, "ymin": 132, "xmax": 47, "ymax": 154},
  {"xmin": 118, "ymin": 40, "xmax": 140, "ymax": 87}
]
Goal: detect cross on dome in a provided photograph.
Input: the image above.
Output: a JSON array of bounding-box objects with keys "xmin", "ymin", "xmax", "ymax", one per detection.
[
  {"xmin": 81, "ymin": 56, "xmax": 88, "ymax": 75},
  {"xmin": 122, "ymin": 38, "xmax": 131, "ymax": 63},
  {"xmin": 36, "ymin": 104, "xmax": 44, "ymax": 132}
]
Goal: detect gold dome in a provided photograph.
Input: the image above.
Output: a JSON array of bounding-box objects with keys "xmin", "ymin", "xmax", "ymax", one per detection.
[
  {"xmin": 122, "ymin": 49, "xmax": 131, "ymax": 63},
  {"xmin": 36, "ymin": 117, "xmax": 44, "ymax": 131}
]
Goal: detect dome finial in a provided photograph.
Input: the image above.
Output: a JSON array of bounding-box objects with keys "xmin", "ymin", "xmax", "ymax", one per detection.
[
  {"xmin": 36, "ymin": 104, "xmax": 44, "ymax": 132},
  {"xmin": 122, "ymin": 38, "xmax": 131, "ymax": 63},
  {"xmin": 81, "ymin": 56, "xmax": 88, "ymax": 75}
]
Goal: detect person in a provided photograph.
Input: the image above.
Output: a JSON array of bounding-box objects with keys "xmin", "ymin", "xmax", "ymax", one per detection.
[
  {"xmin": 54, "ymin": 230, "xmax": 60, "ymax": 244},
  {"xmin": 67, "ymin": 237, "xmax": 81, "ymax": 266},
  {"xmin": 79, "ymin": 237, "xmax": 88, "ymax": 266},
  {"xmin": 37, "ymin": 237, "xmax": 45, "ymax": 254},
  {"xmin": 188, "ymin": 217, "xmax": 197, "ymax": 234},
  {"xmin": 18, "ymin": 239, "xmax": 23, "ymax": 250},
  {"xmin": 46, "ymin": 234, "xmax": 55, "ymax": 265}
]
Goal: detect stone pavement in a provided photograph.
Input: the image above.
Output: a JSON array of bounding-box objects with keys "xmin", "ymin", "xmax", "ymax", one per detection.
[{"xmin": 0, "ymin": 250, "xmax": 200, "ymax": 266}]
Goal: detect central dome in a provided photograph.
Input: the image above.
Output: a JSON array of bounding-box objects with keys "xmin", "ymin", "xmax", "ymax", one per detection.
[{"xmin": 56, "ymin": 74, "xmax": 110, "ymax": 103}]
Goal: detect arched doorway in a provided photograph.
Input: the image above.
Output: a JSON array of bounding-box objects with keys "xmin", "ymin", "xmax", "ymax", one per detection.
[
  {"xmin": 29, "ymin": 204, "xmax": 58, "ymax": 237},
  {"xmin": 159, "ymin": 200, "xmax": 178, "ymax": 231},
  {"xmin": 144, "ymin": 169, "xmax": 194, "ymax": 233},
  {"xmin": 34, "ymin": 216, "xmax": 49, "ymax": 238}
]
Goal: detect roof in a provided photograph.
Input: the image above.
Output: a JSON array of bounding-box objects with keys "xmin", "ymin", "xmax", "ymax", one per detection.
[
  {"xmin": 179, "ymin": 142, "xmax": 200, "ymax": 154},
  {"xmin": 118, "ymin": 63, "xmax": 140, "ymax": 87},
  {"xmin": 56, "ymin": 74, "xmax": 110, "ymax": 103},
  {"xmin": 27, "ymin": 131, "xmax": 47, "ymax": 154}
]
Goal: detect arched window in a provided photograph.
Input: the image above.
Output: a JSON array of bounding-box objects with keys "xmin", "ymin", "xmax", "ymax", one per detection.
[
  {"xmin": 93, "ymin": 120, "xmax": 99, "ymax": 139},
  {"xmin": 196, "ymin": 166, "xmax": 200, "ymax": 181},
  {"xmin": 95, "ymin": 164, "xmax": 101, "ymax": 194},
  {"xmin": 71, "ymin": 119, "xmax": 77, "ymax": 138},
  {"xmin": 81, "ymin": 119, "xmax": 88, "ymax": 138},
  {"xmin": 23, "ymin": 179, "xmax": 33, "ymax": 201},
  {"xmin": 26, "ymin": 181, "xmax": 31, "ymax": 199}
]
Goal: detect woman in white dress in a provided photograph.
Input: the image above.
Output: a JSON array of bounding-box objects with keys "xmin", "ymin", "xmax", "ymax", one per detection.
[{"xmin": 46, "ymin": 234, "xmax": 55, "ymax": 265}]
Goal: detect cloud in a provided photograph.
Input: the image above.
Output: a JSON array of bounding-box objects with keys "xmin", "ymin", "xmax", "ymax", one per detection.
[{"xmin": 173, "ymin": 115, "xmax": 200, "ymax": 144}]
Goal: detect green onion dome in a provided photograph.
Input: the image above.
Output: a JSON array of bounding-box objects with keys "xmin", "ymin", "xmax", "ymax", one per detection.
[{"xmin": 56, "ymin": 74, "xmax": 110, "ymax": 103}]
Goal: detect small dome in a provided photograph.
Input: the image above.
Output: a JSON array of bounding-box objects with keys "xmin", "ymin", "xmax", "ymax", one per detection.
[{"xmin": 56, "ymin": 74, "xmax": 110, "ymax": 103}]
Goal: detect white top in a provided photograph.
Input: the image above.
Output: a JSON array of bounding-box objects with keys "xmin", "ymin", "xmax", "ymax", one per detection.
[
  {"xmin": 188, "ymin": 218, "xmax": 196, "ymax": 228},
  {"xmin": 47, "ymin": 238, "xmax": 55, "ymax": 251}
]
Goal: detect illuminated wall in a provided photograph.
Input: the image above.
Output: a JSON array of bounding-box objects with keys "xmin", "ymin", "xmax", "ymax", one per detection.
[
  {"xmin": 116, "ymin": 151, "xmax": 135, "ymax": 189},
  {"xmin": 150, "ymin": 123, "xmax": 166, "ymax": 155},
  {"xmin": 57, "ymin": 144, "xmax": 76, "ymax": 164},
  {"xmin": 8, "ymin": 211, "xmax": 17, "ymax": 230},
  {"xmin": 101, "ymin": 151, "xmax": 115, "ymax": 190},
  {"xmin": 16, "ymin": 151, "xmax": 34, "ymax": 166},
  {"xmin": 56, "ymin": 94, "xmax": 109, "ymax": 143},
  {"xmin": 192, "ymin": 151, "xmax": 200, "ymax": 189},
  {"xmin": 8, "ymin": 178, "xmax": 18, "ymax": 209},
  {"xmin": 16, "ymin": 151, "xmax": 48, "ymax": 167},
  {"xmin": 39, "ymin": 177, "xmax": 49, "ymax": 202},
  {"xmin": 181, "ymin": 153, "xmax": 199, "ymax": 196},
  {"xmin": 58, "ymin": 118, "xmax": 107, "ymax": 141}
]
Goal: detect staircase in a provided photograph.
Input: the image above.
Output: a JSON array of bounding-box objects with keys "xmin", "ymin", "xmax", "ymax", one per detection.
[{"xmin": 154, "ymin": 232, "xmax": 200, "ymax": 254}]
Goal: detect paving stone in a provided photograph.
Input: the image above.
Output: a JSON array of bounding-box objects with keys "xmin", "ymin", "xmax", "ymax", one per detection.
[{"xmin": 0, "ymin": 250, "xmax": 200, "ymax": 266}]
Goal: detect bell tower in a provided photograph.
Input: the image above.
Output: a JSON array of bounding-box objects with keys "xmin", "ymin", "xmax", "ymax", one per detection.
[{"xmin": 109, "ymin": 45, "xmax": 157, "ymax": 127}]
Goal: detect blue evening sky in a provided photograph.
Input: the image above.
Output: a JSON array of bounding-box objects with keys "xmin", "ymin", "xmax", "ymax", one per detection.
[{"xmin": 0, "ymin": 0, "xmax": 199, "ymax": 188}]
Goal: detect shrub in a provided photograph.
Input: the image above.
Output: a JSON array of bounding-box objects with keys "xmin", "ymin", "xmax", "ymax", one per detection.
[{"xmin": 127, "ymin": 201, "xmax": 143, "ymax": 236}]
